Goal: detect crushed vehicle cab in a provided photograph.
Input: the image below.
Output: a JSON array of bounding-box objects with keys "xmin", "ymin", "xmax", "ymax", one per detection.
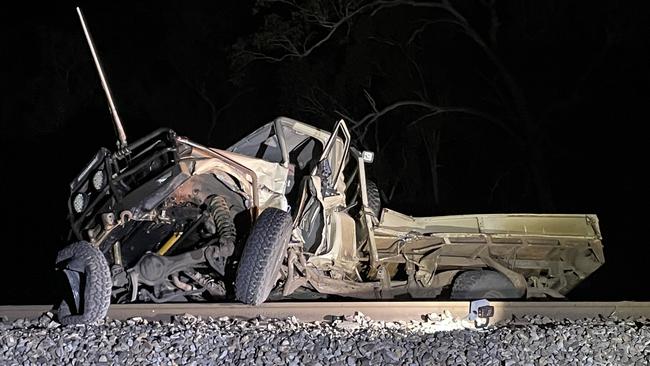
[
  {"xmin": 231, "ymin": 118, "xmax": 604, "ymax": 303},
  {"xmin": 55, "ymin": 9, "xmax": 604, "ymax": 325}
]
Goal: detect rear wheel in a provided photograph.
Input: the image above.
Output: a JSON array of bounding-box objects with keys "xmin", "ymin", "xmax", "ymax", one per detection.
[
  {"xmin": 55, "ymin": 241, "xmax": 112, "ymax": 325},
  {"xmin": 235, "ymin": 208, "xmax": 292, "ymax": 305},
  {"xmin": 450, "ymin": 270, "xmax": 523, "ymax": 299}
]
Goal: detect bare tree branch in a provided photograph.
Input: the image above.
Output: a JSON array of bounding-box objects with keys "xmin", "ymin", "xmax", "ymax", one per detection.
[
  {"xmin": 239, "ymin": 0, "xmax": 383, "ymax": 65},
  {"xmin": 237, "ymin": 0, "xmax": 555, "ymax": 209}
]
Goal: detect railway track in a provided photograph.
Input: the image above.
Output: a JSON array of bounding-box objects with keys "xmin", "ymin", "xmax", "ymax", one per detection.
[{"xmin": 2, "ymin": 301, "xmax": 649, "ymax": 323}]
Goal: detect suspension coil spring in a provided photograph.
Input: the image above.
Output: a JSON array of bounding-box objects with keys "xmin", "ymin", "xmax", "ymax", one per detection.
[{"xmin": 208, "ymin": 195, "xmax": 236, "ymax": 246}]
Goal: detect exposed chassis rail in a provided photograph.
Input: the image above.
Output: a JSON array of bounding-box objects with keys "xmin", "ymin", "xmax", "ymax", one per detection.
[{"xmin": 1, "ymin": 302, "xmax": 649, "ymax": 323}]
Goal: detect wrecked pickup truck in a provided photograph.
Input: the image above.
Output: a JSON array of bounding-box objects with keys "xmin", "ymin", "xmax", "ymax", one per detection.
[
  {"xmin": 56, "ymin": 116, "xmax": 604, "ymax": 324},
  {"xmin": 54, "ymin": 9, "xmax": 604, "ymax": 325}
]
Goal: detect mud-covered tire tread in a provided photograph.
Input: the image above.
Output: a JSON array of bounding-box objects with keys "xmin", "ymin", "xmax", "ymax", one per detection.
[
  {"xmin": 56, "ymin": 241, "xmax": 112, "ymax": 325},
  {"xmin": 450, "ymin": 270, "xmax": 522, "ymax": 299},
  {"xmin": 366, "ymin": 180, "xmax": 382, "ymax": 218},
  {"xmin": 235, "ymin": 208, "xmax": 292, "ymax": 305}
]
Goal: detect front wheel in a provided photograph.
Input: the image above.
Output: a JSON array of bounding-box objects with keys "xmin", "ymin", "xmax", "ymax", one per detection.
[
  {"xmin": 235, "ymin": 208, "xmax": 293, "ymax": 305},
  {"xmin": 55, "ymin": 241, "xmax": 112, "ymax": 325}
]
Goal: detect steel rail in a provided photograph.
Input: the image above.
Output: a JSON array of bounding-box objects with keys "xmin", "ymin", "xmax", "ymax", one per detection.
[{"xmin": 1, "ymin": 302, "xmax": 649, "ymax": 323}]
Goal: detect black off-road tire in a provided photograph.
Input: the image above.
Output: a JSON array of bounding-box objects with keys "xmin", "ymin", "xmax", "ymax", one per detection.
[
  {"xmin": 55, "ymin": 241, "xmax": 112, "ymax": 325},
  {"xmin": 450, "ymin": 270, "xmax": 523, "ymax": 299},
  {"xmin": 366, "ymin": 180, "xmax": 382, "ymax": 218},
  {"xmin": 235, "ymin": 208, "xmax": 293, "ymax": 305}
]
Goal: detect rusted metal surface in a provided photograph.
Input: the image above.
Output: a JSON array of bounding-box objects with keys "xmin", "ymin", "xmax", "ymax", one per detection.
[
  {"xmin": 177, "ymin": 137, "xmax": 264, "ymax": 215},
  {"xmin": 2, "ymin": 302, "xmax": 649, "ymax": 323}
]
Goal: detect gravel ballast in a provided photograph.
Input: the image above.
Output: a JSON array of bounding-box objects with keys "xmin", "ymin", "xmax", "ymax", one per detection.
[{"xmin": 1, "ymin": 311, "xmax": 649, "ymax": 365}]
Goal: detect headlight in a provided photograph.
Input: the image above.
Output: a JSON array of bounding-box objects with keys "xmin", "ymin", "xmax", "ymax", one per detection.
[
  {"xmin": 92, "ymin": 169, "xmax": 106, "ymax": 191},
  {"xmin": 73, "ymin": 193, "xmax": 87, "ymax": 213}
]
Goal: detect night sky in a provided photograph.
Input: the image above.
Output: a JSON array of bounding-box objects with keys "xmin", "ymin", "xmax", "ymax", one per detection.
[{"xmin": 1, "ymin": 1, "xmax": 648, "ymax": 304}]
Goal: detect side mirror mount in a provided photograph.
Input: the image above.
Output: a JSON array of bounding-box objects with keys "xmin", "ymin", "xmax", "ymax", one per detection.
[{"xmin": 362, "ymin": 151, "xmax": 374, "ymax": 164}]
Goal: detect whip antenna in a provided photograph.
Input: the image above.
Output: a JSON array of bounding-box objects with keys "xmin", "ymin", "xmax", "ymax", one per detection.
[{"xmin": 77, "ymin": 7, "xmax": 128, "ymax": 149}]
